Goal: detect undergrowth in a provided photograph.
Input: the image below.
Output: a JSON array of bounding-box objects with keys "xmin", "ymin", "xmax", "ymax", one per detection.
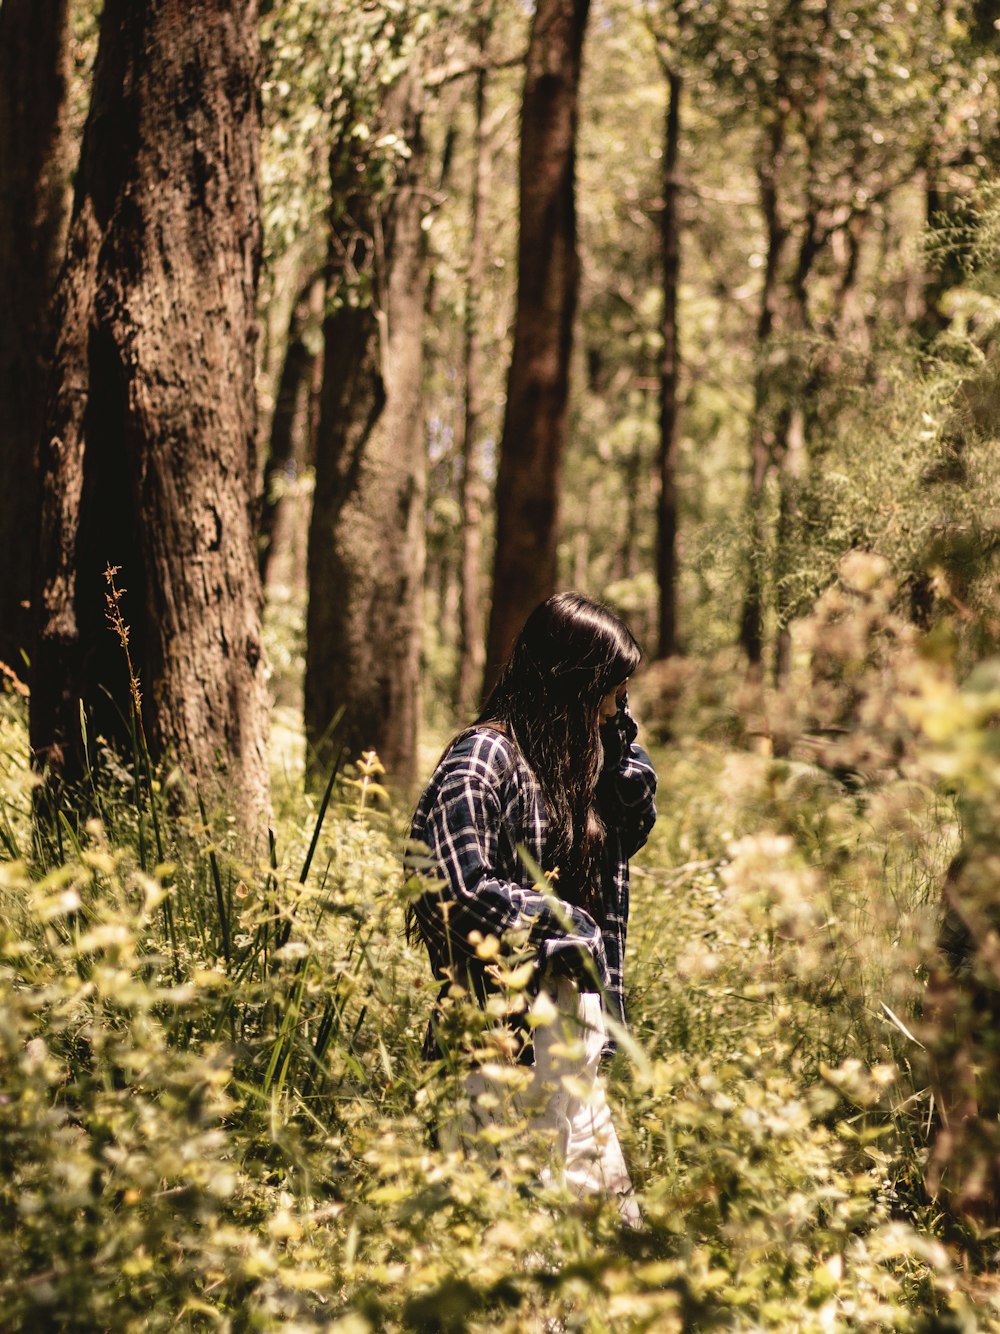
[{"xmin": 3, "ymin": 555, "xmax": 1000, "ymax": 1331}]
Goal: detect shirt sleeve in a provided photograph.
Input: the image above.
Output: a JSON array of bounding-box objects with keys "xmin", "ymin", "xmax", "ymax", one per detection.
[
  {"xmin": 415, "ymin": 749, "xmax": 609, "ymax": 991},
  {"xmin": 598, "ymin": 702, "xmax": 658, "ymax": 858}
]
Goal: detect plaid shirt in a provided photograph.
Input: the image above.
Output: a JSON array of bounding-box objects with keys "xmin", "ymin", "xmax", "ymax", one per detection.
[{"xmin": 407, "ymin": 708, "xmax": 657, "ymax": 1046}]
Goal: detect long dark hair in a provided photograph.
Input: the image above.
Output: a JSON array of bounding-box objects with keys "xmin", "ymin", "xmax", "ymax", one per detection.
[{"xmin": 478, "ymin": 592, "xmax": 641, "ymax": 921}]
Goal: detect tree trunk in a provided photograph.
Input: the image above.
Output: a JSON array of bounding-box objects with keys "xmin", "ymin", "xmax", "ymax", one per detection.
[
  {"xmin": 656, "ymin": 64, "xmax": 683, "ymax": 660},
  {"xmin": 620, "ymin": 428, "xmax": 644, "ymax": 581},
  {"xmin": 259, "ymin": 269, "xmax": 322, "ymax": 588},
  {"xmin": 738, "ymin": 109, "xmax": 787, "ymax": 669},
  {"xmin": 455, "ymin": 13, "xmax": 493, "ymax": 716},
  {"xmin": 483, "ymin": 0, "xmax": 590, "ymax": 689},
  {"xmin": 422, "ymin": 109, "xmax": 460, "ymax": 330},
  {"xmin": 304, "ymin": 81, "xmax": 427, "ymax": 786},
  {"xmin": 920, "ymin": 162, "xmax": 967, "ymax": 343},
  {"xmin": 422, "ymin": 96, "xmax": 461, "ymax": 675},
  {"xmin": 0, "ymin": 0, "xmax": 72, "ymax": 671},
  {"xmin": 770, "ymin": 30, "xmax": 826, "ymax": 685},
  {"xmin": 32, "ymin": 0, "xmax": 270, "ymax": 832},
  {"xmin": 773, "ymin": 403, "xmax": 804, "ymax": 687},
  {"xmin": 830, "ymin": 213, "xmax": 870, "ymax": 349}
]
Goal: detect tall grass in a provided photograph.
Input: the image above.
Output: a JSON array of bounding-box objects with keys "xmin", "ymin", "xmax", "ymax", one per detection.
[{"xmin": 3, "ymin": 559, "xmax": 1000, "ymax": 1330}]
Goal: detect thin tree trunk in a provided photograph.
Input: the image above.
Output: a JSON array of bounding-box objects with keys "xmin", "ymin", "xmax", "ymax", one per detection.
[
  {"xmin": 773, "ymin": 404, "xmax": 803, "ymax": 686},
  {"xmin": 422, "ymin": 111, "xmax": 460, "ymax": 328},
  {"xmin": 305, "ymin": 81, "xmax": 427, "ymax": 785},
  {"xmin": 455, "ymin": 12, "xmax": 494, "ymax": 715},
  {"xmin": 483, "ymin": 0, "xmax": 590, "ymax": 689},
  {"xmin": 773, "ymin": 212, "xmax": 824, "ymax": 687},
  {"xmin": 423, "ymin": 95, "xmax": 462, "ymax": 672},
  {"xmin": 441, "ymin": 558, "xmax": 460, "ymax": 640},
  {"xmin": 656, "ymin": 64, "xmax": 683, "ymax": 659},
  {"xmin": 771, "ymin": 22, "xmax": 826, "ymax": 685},
  {"xmin": 620, "ymin": 431, "xmax": 644, "ymax": 581},
  {"xmin": 920, "ymin": 162, "xmax": 966, "ymax": 342},
  {"xmin": 830, "ymin": 213, "xmax": 870, "ymax": 348},
  {"xmin": 739, "ymin": 109, "xmax": 787, "ymax": 668},
  {"xmin": 259, "ymin": 269, "xmax": 322, "ymax": 587},
  {"xmin": 0, "ymin": 0, "xmax": 72, "ymax": 671},
  {"xmin": 33, "ymin": 0, "xmax": 270, "ymax": 831}
]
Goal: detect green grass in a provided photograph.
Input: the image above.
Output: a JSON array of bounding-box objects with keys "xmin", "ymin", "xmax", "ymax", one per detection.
[{"xmin": 2, "ymin": 597, "xmax": 999, "ymax": 1333}]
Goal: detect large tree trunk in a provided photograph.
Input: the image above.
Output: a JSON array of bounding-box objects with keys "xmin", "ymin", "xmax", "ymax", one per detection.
[
  {"xmin": 0, "ymin": 0, "xmax": 72, "ymax": 672},
  {"xmin": 483, "ymin": 0, "xmax": 590, "ymax": 688},
  {"xmin": 656, "ymin": 64, "xmax": 683, "ymax": 660},
  {"xmin": 304, "ymin": 81, "xmax": 427, "ymax": 786},
  {"xmin": 32, "ymin": 0, "xmax": 270, "ymax": 831},
  {"xmin": 455, "ymin": 12, "xmax": 493, "ymax": 716}
]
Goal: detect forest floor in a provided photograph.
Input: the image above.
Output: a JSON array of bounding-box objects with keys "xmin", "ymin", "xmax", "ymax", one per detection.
[{"xmin": 4, "ymin": 632, "xmax": 1000, "ymax": 1329}]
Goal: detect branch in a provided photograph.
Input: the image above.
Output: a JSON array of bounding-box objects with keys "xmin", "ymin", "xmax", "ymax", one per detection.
[
  {"xmin": 425, "ymin": 48, "xmax": 527, "ymax": 89},
  {"xmin": 640, "ymin": 0, "xmax": 681, "ymax": 78}
]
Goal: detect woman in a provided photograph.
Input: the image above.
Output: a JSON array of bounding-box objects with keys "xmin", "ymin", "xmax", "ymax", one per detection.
[{"xmin": 407, "ymin": 593, "xmax": 657, "ymax": 1221}]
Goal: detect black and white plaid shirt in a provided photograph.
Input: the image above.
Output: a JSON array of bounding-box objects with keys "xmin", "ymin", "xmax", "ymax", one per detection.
[{"xmin": 407, "ymin": 707, "xmax": 657, "ymax": 1045}]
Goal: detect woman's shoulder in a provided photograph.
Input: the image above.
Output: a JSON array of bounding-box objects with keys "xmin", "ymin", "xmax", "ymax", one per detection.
[
  {"xmin": 443, "ymin": 723, "xmax": 522, "ymax": 780},
  {"xmin": 410, "ymin": 726, "xmax": 527, "ymax": 838}
]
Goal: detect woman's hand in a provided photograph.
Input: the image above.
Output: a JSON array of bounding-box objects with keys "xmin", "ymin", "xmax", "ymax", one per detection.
[
  {"xmin": 599, "ymin": 688, "xmax": 637, "ymax": 771},
  {"xmin": 598, "ymin": 681, "xmax": 629, "ymax": 723}
]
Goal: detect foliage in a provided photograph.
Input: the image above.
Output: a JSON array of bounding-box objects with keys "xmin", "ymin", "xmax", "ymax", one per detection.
[
  {"xmin": 7, "ymin": 561, "xmax": 1000, "ymax": 1328},
  {"xmin": 559, "ymin": 0, "xmax": 1000, "ymax": 663},
  {"xmin": 774, "ymin": 182, "xmax": 1000, "ymax": 650}
]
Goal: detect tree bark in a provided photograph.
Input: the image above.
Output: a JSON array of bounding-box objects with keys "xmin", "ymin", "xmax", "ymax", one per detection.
[
  {"xmin": 0, "ymin": 0, "xmax": 72, "ymax": 671},
  {"xmin": 304, "ymin": 80, "xmax": 427, "ymax": 786},
  {"xmin": 656, "ymin": 64, "xmax": 683, "ymax": 660},
  {"xmin": 455, "ymin": 12, "xmax": 494, "ymax": 716},
  {"xmin": 483, "ymin": 0, "xmax": 590, "ymax": 689},
  {"xmin": 32, "ymin": 0, "xmax": 270, "ymax": 832}
]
